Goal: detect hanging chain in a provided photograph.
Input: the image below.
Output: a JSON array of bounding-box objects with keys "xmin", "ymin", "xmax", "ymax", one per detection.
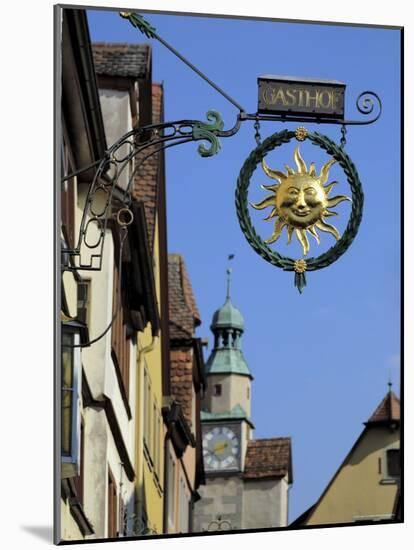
[
  {"xmin": 340, "ymin": 124, "xmax": 347, "ymax": 148},
  {"xmin": 254, "ymin": 119, "xmax": 262, "ymax": 145}
]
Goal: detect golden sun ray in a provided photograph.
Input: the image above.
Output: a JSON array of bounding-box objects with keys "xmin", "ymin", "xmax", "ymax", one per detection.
[
  {"xmin": 251, "ymin": 195, "xmax": 275, "ymax": 210},
  {"xmin": 287, "ymin": 226, "xmax": 294, "ymax": 244},
  {"xmin": 261, "ymin": 183, "xmax": 280, "ymax": 192},
  {"xmin": 319, "ymin": 158, "xmax": 336, "ymax": 184},
  {"xmin": 263, "ymin": 207, "xmax": 278, "ymax": 221},
  {"xmin": 308, "ymin": 225, "xmax": 321, "ymax": 244},
  {"xmin": 327, "ymin": 195, "xmax": 352, "ymax": 207},
  {"xmin": 295, "ymin": 229, "xmax": 310, "ymax": 256},
  {"xmin": 309, "ymin": 162, "xmax": 316, "ymax": 176},
  {"xmin": 324, "ymin": 181, "xmax": 337, "ymax": 195},
  {"xmin": 262, "ymin": 159, "xmax": 286, "ymax": 181},
  {"xmin": 265, "ymin": 218, "xmax": 286, "ymax": 244},
  {"xmin": 294, "ymin": 147, "xmax": 307, "ymax": 173},
  {"xmin": 315, "ymin": 219, "xmax": 340, "ymax": 240}
]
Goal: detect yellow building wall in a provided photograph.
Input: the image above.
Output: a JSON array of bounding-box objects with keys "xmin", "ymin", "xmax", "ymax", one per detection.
[
  {"xmin": 306, "ymin": 426, "xmax": 399, "ymax": 525},
  {"xmin": 60, "ymin": 498, "xmax": 84, "ymax": 541},
  {"xmin": 135, "ymin": 218, "xmax": 165, "ymax": 535}
]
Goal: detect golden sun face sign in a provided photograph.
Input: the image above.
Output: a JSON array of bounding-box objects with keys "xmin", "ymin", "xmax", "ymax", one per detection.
[{"xmin": 251, "ymin": 147, "xmax": 351, "ymax": 256}]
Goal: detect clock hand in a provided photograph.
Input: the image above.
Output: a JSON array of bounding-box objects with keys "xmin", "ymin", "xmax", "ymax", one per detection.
[{"xmin": 213, "ymin": 441, "xmax": 229, "ymax": 455}]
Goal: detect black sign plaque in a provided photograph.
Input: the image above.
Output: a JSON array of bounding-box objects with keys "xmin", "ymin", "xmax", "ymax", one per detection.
[{"xmin": 258, "ymin": 75, "xmax": 346, "ymax": 119}]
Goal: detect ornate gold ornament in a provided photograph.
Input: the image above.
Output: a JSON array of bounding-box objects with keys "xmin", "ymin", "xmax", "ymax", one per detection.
[
  {"xmin": 295, "ymin": 127, "xmax": 308, "ymax": 141},
  {"xmin": 251, "ymin": 146, "xmax": 351, "ymax": 256},
  {"xmin": 294, "ymin": 259, "xmax": 307, "ymax": 273}
]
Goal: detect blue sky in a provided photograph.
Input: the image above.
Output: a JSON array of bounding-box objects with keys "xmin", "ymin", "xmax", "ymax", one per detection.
[{"xmin": 87, "ymin": 9, "xmax": 401, "ymax": 523}]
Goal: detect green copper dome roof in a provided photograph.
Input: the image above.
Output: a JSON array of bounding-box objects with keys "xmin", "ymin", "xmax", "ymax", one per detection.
[
  {"xmin": 206, "ymin": 265, "xmax": 252, "ymax": 378},
  {"xmin": 211, "ymin": 297, "xmax": 244, "ymax": 331},
  {"xmin": 205, "ymin": 347, "xmax": 252, "ymax": 378},
  {"xmin": 200, "ymin": 404, "xmax": 254, "ymax": 428}
]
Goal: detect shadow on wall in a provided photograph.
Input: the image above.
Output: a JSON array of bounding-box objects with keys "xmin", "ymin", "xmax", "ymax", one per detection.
[{"xmin": 348, "ymin": 427, "xmax": 399, "ymax": 467}]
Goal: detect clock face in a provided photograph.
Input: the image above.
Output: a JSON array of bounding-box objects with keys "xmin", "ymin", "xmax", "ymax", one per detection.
[{"xmin": 202, "ymin": 425, "xmax": 240, "ymax": 471}]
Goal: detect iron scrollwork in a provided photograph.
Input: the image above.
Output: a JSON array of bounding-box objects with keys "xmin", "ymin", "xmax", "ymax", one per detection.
[
  {"xmin": 61, "ymin": 10, "xmax": 383, "ymax": 275},
  {"xmin": 62, "ymin": 112, "xmax": 240, "ymax": 271}
]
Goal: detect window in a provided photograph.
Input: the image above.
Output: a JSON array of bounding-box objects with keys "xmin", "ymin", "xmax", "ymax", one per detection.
[
  {"xmin": 77, "ymin": 279, "xmax": 91, "ymax": 326},
  {"xmin": 61, "ymin": 326, "xmax": 82, "ymax": 477},
  {"xmin": 380, "ymin": 446, "xmax": 400, "ymax": 483},
  {"xmin": 213, "ymin": 384, "xmax": 222, "ymax": 396},
  {"xmin": 387, "ymin": 449, "xmax": 400, "ymax": 477}
]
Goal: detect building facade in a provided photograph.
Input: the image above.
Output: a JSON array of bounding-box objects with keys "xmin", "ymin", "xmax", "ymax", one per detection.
[
  {"xmin": 165, "ymin": 254, "xmax": 206, "ymax": 533},
  {"xmin": 292, "ymin": 388, "xmax": 401, "ymax": 526},
  {"xmin": 193, "ymin": 271, "xmax": 292, "ymax": 532},
  {"xmin": 60, "ymin": 9, "xmax": 155, "ymax": 541},
  {"xmin": 59, "ymin": 10, "xmax": 206, "ymax": 540},
  {"xmin": 91, "ymin": 42, "xmax": 169, "ymax": 537}
]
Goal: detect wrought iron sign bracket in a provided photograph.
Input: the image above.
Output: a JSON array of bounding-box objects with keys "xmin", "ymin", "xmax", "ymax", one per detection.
[{"xmin": 61, "ymin": 10, "xmax": 383, "ymax": 295}]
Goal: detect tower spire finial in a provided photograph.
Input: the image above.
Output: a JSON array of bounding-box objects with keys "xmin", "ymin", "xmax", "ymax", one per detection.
[{"xmin": 226, "ymin": 254, "xmax": 235, "ymax": 300}]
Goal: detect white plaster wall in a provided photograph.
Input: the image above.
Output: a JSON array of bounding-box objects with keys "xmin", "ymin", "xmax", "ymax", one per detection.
[
  {"xmin": 107, "ymin": 422, "xmax": 136, "ymax": 537},
  {"xmin": 76, "ymin": 187, "xmax": 113, "ymax": 399},
  {"xmin": 193, "ymin": 475, "xmax": 244, "ymax": 532},
  {"xmin": 73, "ymin": 186, "xmax": 137, "ymax": 537},
  {"xmin": 98, "ymin": 89, "xmax": 132, "ymax": 191},
  {"xmin": 83, "ymin": 408, "xmax": 108, "ymax": 538},
  {"xmin": 242, "ymin": 477, "xmax": 286, "ymax": 528},
  {"xmin": 60, "ymin": 498, "xmax": 85, "ymax": 541},
  {"xmin": 104, "ymin": 341, "xmax": 137, "ymax": 470},
  {"xmin": 204, "ymin": 373, "xmax": 251, "ymax": 416}
]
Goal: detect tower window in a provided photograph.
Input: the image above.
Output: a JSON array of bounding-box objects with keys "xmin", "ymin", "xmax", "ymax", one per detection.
[{"xmin": 213, "ymin": 384, "xmax": 222, "ymax": 396}]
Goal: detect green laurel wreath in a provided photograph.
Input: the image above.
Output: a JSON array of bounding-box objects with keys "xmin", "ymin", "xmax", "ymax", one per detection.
[{"xmin": 235, "ymin": 130, "xmax": 364, "ymax": 292}]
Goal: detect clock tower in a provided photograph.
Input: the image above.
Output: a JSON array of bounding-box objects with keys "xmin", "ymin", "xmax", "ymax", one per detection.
[{"xmin": 193, "ymin": 268, "xmax": 292, "ymax": 532}]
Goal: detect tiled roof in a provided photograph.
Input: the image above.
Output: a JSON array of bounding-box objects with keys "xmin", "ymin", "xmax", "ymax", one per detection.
[
  {"xmin": 365, "ymin": 390, "xmax": 400, "ymax": 425},
  {"xmin": 168, "ymin": 254, "xmax": 201, "ymax": 339},
  {"xmin": 132, "ymin": 83, "xmax": 163, "ymax": 253},
  {"xmin": 243, "ymin": 438, "xmax": 292, "ymax": 482},
  {"xmin": 92, "ymin": 43, "xmax": 150, "ymax": 78}
]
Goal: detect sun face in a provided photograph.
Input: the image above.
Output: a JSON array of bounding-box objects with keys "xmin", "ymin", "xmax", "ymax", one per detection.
[{"xmin": 251, "ymin": 146, "xmax": 351, "ymax": 256}]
